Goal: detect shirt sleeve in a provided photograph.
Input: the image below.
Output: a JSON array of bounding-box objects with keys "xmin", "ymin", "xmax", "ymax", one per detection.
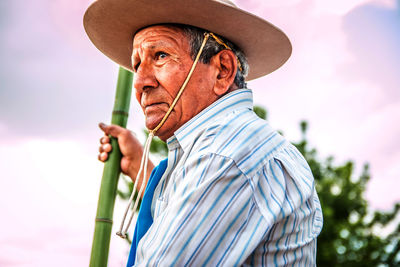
[
  {"xmin": 248, "ymin": 144, "xmax": 323, "ymax": 267},
  {"xmin": 250, "ymin": 143, "xmax": 316, "ymax": 226}
]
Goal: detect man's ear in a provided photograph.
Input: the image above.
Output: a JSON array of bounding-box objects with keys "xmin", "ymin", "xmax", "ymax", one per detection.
[{"xmin": 211, "ymin": 50, "xmax": 238, "ymax": 96}]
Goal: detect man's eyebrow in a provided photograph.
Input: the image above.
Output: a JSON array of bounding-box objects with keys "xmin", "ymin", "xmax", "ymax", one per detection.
[{"xmin": 143, "ymin": 41, "xmax": 177, "ymax": 50}]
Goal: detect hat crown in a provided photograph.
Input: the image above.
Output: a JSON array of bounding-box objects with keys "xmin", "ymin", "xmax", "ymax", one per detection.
[{"xmin": 83, "ymin": 0, "xmax": 292, "ymax": 80}]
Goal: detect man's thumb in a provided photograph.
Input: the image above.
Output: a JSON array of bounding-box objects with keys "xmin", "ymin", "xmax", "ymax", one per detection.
[{"xmin": 98, "ymin": 122, "xmax": 123, "ymax": 137}]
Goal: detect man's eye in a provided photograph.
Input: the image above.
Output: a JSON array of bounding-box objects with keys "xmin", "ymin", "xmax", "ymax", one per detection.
[{"xmin": 155, "ymin": 52, "xmax": 168, "ymax": 60}]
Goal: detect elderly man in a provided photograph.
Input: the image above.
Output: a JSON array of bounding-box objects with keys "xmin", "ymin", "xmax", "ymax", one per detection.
[{"xmin": 84, "ymin": 0, "xmax": 323, "ymax": 266}]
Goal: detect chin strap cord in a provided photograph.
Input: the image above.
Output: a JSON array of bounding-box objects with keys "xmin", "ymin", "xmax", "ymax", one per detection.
[
  {"xmin": 116, "ymin": 33, "xmax": 210, "ymax": 239},
  {"xmin": 116, "ymin": 131, "xmax": 153, "ymax": 238}
]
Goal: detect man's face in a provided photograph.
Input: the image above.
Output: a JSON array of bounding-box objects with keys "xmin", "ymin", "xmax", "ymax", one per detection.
[{"xmin": 132, "ymin": 25, "xmax": 219, "ymax": 141}]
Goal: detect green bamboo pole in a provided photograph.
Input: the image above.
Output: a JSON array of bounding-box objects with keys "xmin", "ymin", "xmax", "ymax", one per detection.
[{"xmin": 89, "ymin": 67, "xmax": 133, "ymax": 267}]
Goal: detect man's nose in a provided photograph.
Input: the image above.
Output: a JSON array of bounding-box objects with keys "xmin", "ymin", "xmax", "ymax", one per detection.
[{"xmin": 133, "ymin": 61, "xmax": 158, "ymax": 92}]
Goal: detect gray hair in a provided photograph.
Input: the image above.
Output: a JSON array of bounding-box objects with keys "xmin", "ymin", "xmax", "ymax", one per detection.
[{"xmin": 171, "ymin": 24, "xmax": 249, "ymax": 89}]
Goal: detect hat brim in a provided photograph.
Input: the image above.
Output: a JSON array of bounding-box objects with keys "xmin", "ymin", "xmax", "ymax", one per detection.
[{"xmin": 83, "ymin": 0, "xmax": 292, "ymax": 81}]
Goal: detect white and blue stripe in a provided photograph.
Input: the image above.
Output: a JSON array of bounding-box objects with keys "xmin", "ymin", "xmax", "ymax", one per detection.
[{"xmin": 134, "ymin": 89, "xmax": 323, "ymax": 266}]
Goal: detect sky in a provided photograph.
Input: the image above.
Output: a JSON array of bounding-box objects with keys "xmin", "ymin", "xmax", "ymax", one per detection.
[{"xmin": 0, "ymin": 0, "xmax": 399, "ymax": 266}]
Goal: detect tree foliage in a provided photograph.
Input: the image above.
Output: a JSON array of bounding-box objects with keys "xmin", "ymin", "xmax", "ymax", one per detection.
[
  {"xmin": 253, "ymin": 106, "xmax": 400, "ymax": 266},
  {"xmin": 293, "ymin": 121, "xmax": 399, "ymax": 267}
]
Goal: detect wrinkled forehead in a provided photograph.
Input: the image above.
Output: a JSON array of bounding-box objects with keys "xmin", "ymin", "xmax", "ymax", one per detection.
[{"xmin": 132, "ymin": 24, "xmax": 188, "ymax": 47}]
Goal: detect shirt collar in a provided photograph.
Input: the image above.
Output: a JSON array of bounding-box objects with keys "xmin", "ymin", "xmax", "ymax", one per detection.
[{"xmin": 166, "ymin": 88, "xmax": 253, "ymax": 152}]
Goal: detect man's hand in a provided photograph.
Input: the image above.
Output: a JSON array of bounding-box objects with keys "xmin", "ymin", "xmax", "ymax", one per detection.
[{"xmin": 98, "ymin": 123, "xmax": 155, "ymax": 184}]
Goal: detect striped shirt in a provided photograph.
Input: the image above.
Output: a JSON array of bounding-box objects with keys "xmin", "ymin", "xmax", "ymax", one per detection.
[{"xmin": 134, "ymin": 89, "xmax": 323, "ymax": 266}]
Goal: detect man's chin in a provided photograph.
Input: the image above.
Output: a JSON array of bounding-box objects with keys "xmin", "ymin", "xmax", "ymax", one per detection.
[
  {"xmin": 145, "ymin": 113, "xmax": 167, "ymax": 130},
  {"xmin": 145, "ymin": 119, "xmax": 162, "ymax": 131},
  {"xmin": 145, "ymin": 118, "xmax": 178, "ymax": 141}
]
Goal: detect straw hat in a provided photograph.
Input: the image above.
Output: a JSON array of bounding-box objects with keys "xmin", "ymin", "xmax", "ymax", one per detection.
[{"xmin": 83, "ymin": 0, "xmax": 292, "ymax": 80}]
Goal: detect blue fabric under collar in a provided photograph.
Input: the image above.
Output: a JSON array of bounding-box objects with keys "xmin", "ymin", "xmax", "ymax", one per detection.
[{"xmin": 126, "ymin": 158, "xmax": 168, "ymax": 267}]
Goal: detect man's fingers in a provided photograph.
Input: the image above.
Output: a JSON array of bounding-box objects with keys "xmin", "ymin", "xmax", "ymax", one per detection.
[
  {"xmin": 100, "ymin": 136, "xmax": 110, "ymax": 144},
  {"xmin": 99, "ymin": 143, "xmax": 112, "ymax": 153},
  {"xmin": 98, "ymin": 122, "xmax": 124, "ymax": 138},
  {"xmin": 98, "ymin": 152, "xmax": 108, "ymax": 162}
]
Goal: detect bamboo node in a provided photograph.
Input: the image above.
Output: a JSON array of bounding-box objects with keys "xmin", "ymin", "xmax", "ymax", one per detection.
[
  {"xmin": 112, "ymin": 110, "xmax": 129, "ymax": 117},
  {"xmin": 95, "ymin": 218, "xmax": 113, "ymax": 224}
]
